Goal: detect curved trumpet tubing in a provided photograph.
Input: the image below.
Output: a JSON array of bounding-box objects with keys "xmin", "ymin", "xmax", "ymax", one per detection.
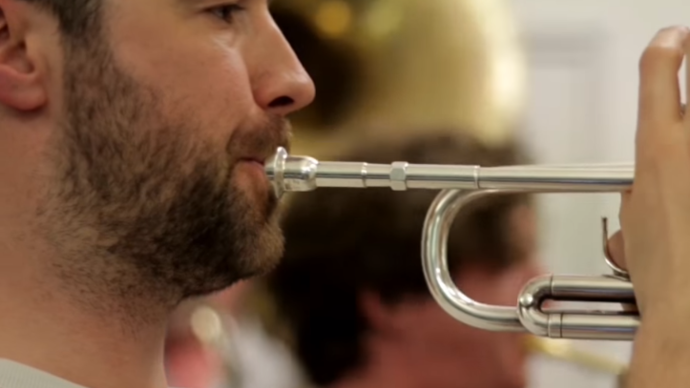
[{"xmin": 423, "ymin": 189, "xmax": 638, "ymax": 340}]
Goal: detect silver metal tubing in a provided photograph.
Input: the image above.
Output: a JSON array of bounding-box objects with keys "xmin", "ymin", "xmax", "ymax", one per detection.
[
  {"xmin": 422, "ymin": 189, "xmax": 527, "ymax": 332},
  {"xmin": 421, "ymin": 189, "xmax": 639, "ymax": 340},
  {"xmin": 517, "ymin": 274, "xmax": 638, "ymax": 340},
  {"xmin": 265, "ymin": 147, "xmax": 640, "ymax": 340},
  {"xmin": 266, "ymin": 147, "xmax": 633, "ymax": 199}
]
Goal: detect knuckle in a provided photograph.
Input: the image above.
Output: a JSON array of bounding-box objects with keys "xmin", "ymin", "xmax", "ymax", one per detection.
[
  {"xmin": 655, "ymin": 25, "xmax": 690, "ymax": 44},
  {"xmin": 658, "ymin": 25, "xmax": 688, "ymax": 35},
  {"xmin": 639, "ymin": 44, "xmax": 684, "ymax": 71}
]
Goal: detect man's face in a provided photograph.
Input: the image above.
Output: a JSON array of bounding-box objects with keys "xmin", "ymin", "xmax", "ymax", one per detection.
[{"xmin": 27, "ymin": 0, "xmax": 314, "ymax": 302}]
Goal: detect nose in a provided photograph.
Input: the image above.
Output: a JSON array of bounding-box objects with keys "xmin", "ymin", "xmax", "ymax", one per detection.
[{"xmin": 251, "ymin": 18, "xmax": 316, "ymax": 117}]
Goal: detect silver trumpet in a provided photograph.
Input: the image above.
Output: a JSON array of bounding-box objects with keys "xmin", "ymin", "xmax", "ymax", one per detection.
[{"xmin": 265, "ymin": 147, "xmax": 639, "ymax": 341}]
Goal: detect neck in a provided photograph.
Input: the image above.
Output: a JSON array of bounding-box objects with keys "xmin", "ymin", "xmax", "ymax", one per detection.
[
  {"xmin": 328, "ymin": 342, "xmax": 423, "ymax": 388},
  {"xmin": 0, "ymin": 239, "xmax": 171, "ymax": 388}
]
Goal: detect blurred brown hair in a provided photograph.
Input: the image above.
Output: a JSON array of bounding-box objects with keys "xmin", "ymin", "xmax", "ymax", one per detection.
[{"xmin": 249, "ymin": 131, "xmax": 533, "ymax": 386}]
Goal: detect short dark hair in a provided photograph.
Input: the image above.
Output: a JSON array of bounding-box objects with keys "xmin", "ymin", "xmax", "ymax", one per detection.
[
  {"xmin": 251, "ymin": 132, "xmax": 533, "ymax": 386},
  {"xmin": 19, "ymin": 0, "xmax": 101, "ymax": 38}
]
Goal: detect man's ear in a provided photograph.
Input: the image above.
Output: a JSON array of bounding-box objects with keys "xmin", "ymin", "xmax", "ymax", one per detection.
[{"xmin": 0, "ymin": 3, "xmax": 47, "ymax": 112}]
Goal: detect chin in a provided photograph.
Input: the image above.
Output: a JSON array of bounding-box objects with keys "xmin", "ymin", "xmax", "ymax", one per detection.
[
  {"xmin": 173, "ymin": 184, "xmax": 286, "ymax": 300},
  {"xmin": 237, "ymin": 216, "xmax": 286, "ymax": 279}
]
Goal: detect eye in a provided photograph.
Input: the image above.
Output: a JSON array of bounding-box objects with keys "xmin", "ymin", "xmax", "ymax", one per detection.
[{"xmin": 209, "ymin": 4, "xmax": 245, "ymax": 24}]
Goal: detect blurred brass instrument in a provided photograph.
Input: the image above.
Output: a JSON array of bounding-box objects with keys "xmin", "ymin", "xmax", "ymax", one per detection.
[
  {"xmin": 247, "ymin": 0, "xmax": 629, "ymax": 380},
  {"xmin": 527, "ymin": 337, "xmax": 628, "ymax": 375},
  {"xmin": 270, "ymin": 0, "xmax": 527, "ymax": 156}
]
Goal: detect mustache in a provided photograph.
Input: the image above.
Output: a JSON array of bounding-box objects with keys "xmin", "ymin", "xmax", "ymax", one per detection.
[{"xmin": 226, "ymin": 115, "xmax": 292, "ymax": 162}]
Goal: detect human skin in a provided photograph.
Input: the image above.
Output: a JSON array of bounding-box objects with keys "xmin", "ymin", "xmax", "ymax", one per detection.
[
  {"xmin": 0, "ymin": 1, "xmax": 314, "ymax": 387},
  {"xmin": 607, "ymin": 25, "xmax": 690, "ymax": 388}
]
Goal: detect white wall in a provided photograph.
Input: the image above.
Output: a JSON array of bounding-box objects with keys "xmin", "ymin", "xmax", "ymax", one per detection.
[
  {"xmin": 508, "ymin": 1, "xmax": 689, "ymax": 387},
  {"xmin": 511, "ymin": 0, "xmax": 689, "ymax": 162}
]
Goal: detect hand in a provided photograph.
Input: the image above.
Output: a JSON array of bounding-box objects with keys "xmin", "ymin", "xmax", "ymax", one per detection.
[{"xmin": 607, "ymin": 26, "xmax": 690, "ymax": 321}]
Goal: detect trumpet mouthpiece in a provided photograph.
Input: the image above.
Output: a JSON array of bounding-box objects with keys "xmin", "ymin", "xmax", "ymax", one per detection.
[{"xmin": 265, "ymin": 146, "xmax": 320, "ymax": 199}]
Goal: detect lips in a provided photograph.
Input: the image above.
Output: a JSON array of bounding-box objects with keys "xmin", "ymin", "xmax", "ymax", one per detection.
[{"xmin": 239, "ymin": 157, "xmax": 265, "ymax": 166}]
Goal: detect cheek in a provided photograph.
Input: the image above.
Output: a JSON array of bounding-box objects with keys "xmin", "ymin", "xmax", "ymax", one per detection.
[
  {"xmin": 167, "ymin": 49, "xmax": 254, "ymax": 135},
  {"xmin": 109, "ymin": 19, "xmax": 256, "ymax": 142},
  {"xmin": 143, "ymin": 47, "xmax": 252, "ymax": 131}
]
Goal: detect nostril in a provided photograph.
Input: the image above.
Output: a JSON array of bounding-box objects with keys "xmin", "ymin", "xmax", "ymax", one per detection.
[{"xmin": 269, "ymin": 96, "xmax": 294, "ymax": 108}]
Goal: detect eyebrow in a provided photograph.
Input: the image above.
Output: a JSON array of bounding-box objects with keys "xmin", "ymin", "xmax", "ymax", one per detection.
[{"xmin": 178, "ymin": 0, "xmax": 270, "ymax": 6}]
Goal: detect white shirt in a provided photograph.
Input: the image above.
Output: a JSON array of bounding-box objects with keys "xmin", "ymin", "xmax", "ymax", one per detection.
[
  {"xmin": 0, "ymin": 361, "xmax": 183, "ymax": 388},
  {"xmin": 0, "ymin": 360, "xmax": 87, "ymax": 388},
  {"xmin": 0, "ymin": 315, "xmax": 306, "ymax": 388}
]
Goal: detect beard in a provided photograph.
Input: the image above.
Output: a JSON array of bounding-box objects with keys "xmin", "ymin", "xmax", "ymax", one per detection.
[{"xmin": 37, "ymin": 40, "xmax": 289, "ymax": 315}]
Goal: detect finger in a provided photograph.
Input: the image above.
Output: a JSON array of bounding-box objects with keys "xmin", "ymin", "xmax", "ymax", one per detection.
[
  {"xmin": 606, "ymin": 230, "xmax": 627, "ymax": 271},
  {"xmin": 637, "ymin": 26, "xmax": 689, "ymax": 145},
  {"xmin": 606, "ymin": 230, "xmax": 638, "ymax": 313}
]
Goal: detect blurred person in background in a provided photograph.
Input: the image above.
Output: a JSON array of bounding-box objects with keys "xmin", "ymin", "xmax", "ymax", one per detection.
[
  {"xmin": 250, "ymin": 132, "xmax": 543, "ymax": 388},
  {"xmin": 164, "ymin": 283, "xmax": 304, "ymax": 388}
]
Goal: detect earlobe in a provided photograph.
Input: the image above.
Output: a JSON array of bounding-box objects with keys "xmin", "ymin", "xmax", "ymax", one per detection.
[{"xmin": 0, "ymin": 7, "xmax": 47, "ymax": 112}]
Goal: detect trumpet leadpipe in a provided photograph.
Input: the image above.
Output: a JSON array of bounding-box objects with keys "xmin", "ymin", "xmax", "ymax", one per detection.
[{"xmin": 266, "ymin": 147, "xmax": 633, "ymax": 198}]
